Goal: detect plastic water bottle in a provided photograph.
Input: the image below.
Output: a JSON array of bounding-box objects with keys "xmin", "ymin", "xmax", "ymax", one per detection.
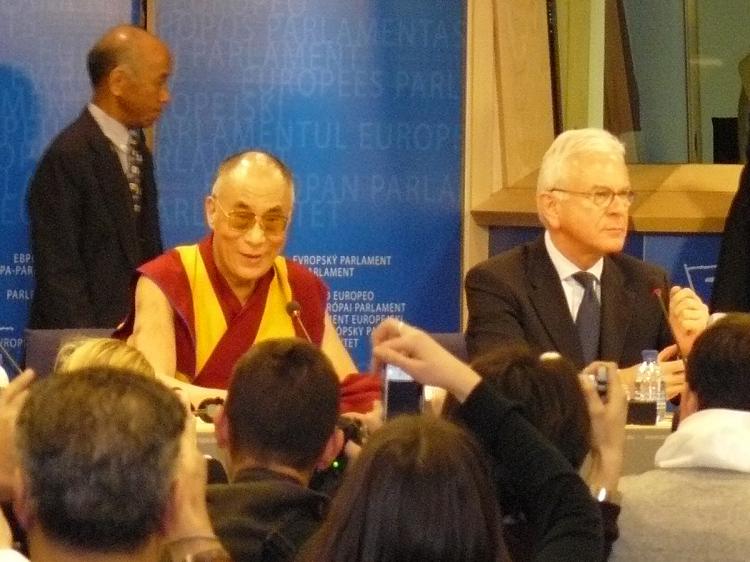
[{"xmin": 636, "ymin": 349, "xmax": 666, "ymax": 423}]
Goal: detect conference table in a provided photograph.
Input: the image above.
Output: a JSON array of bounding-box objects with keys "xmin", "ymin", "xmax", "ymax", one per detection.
[
  {"xmin": 196, "ymin": 418, "xmax": 225, "ymax": 464},
  {"xmin": 195, "ymin": 414, "xmax": 674, "ymax": 477},
  {"xmin": 622, "ymin": 415, "xmax": 673, "ymax": 475}
]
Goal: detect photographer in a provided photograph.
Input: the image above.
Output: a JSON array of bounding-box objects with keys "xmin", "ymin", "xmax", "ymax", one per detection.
[
  {"xmin": 441, "ymin": 348, "xmax": 625, "ymax": 560},
  {"xmin": 207, "ymin": 338, "xmax": 344, "ymax": 562}
]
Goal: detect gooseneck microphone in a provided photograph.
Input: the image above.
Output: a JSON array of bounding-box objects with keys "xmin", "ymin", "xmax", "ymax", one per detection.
[
  {"xmin": 0, "ymin": 340, "xmax": 22, "ymax": 375},
  {"xmin": 286, "ymin": 300, "xmax": 313, "ymax": 343}
]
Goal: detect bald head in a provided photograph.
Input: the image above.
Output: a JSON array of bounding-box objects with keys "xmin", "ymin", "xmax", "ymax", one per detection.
[
  {"xmin": 87, "ymin": 25, "xmax": 167, "ymax": 88},
  {"xmin": 87, "ymin": 25, "xmax": 172, "ymax": 128},
  {"xmin": 211, "ymin": 150, "xmax": 295, "ymax": 204}
]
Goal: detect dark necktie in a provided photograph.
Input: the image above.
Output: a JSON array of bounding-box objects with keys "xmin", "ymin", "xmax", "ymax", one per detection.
[
  {"xmin": 573, "ymin": 271, "xmax": 600, "ymax": 365},
  {"xmin": 127, "ymin": 130, "xmax": 143, "ymax": 213}
]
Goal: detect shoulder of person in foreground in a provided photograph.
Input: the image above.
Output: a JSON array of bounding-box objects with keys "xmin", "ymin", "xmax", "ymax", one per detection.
[{"xmin": 371, "ymin": 319, "xmax": 604, "ymax": 561}]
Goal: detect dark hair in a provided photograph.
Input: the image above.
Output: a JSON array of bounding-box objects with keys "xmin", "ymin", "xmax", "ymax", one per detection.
[
  {"xmin": 86, "ymin": 27, "xmax": 134, "ymax": 88},
  {"xmin": 16, "ymin": 367, "xmax": 185, "ymax": 552},
  {"xmin": 444, "ymin": 344, "xmax": 591, "ymax": 468},
  {"xmin": 299, "ymin": 415, "xmax": 507, "ymax": 562},
  {"xmin": 86, "ymin": 25, "xmax": 161, "ymax": 88},
  {"xmin": 87, "ymin": 41, "xmax": 118, "ymax": 87},
  {"xmin": 226, "ymin": 338, "xmax": 340, "ymax": 471},
  {"xmin": 687, "ymin": 313, "xmax": 750, "ymax": 411}
]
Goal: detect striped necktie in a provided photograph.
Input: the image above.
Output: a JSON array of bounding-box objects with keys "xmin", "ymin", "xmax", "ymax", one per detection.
[
  {"xmin": 572, "ymin": 271, "xmax": 600, "ymax": 365},
  {"xmin": 126, "ymin": 130, "xmax": 143, "ymax": 213}
]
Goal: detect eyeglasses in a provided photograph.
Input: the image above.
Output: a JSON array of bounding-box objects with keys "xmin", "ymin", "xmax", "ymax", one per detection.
[
  {"xmin": 549, "ymin": 188, "xmax": 635, "ymax": 208},
  {"xmin": 212, "ymin": 197, "xmax": 288, "ymax": 236}
]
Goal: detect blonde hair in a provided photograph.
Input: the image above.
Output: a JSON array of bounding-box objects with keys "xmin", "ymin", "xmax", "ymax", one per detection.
[{"xmin": 54, "ymin": 337, "xmax": 155, "ymax": 377}]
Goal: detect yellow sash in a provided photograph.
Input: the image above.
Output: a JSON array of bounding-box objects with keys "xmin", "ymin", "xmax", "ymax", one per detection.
[{"xmin": 176, "ymin": 246, "xmax": 296, "ymax": 374}]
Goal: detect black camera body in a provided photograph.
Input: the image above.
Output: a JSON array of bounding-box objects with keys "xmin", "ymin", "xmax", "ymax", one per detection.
[{"xmin": 309, "ymin": 416, "xmax": 366, "ymax": 495}]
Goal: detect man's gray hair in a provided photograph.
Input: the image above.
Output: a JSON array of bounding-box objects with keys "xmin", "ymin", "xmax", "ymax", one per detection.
[
  {"xmin": 537, "ymin": 128, "xmax": 625, "ymax": 194},
  {"xmin": 16, "ymin": 367, "xmax": 186, "ymax": 552}
]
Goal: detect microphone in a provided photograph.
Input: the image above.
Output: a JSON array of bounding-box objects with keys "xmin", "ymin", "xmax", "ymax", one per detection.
[
  {"xmin": 286, "ymin": 300, "xmax": 313, "ymax": 343},
  {"xmin": 0, "ymin": 340, "xmax": 22, "ymax": 375},
  {"xmin": 652, "ymin": 287, "xmax": 685, "ymax": 362}
]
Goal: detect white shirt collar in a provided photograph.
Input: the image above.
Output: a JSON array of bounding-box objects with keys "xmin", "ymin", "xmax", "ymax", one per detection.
[
  {"xmin": 87, "ymin": 103, "xmax": 130, "ymax": 153},
  {"xmin": 656, "ymin": 408, "xmax": 750, "ymax": 472},
  {"xmin": 544, "ymin": 230, "xmax": 603, "ymax": 282}
]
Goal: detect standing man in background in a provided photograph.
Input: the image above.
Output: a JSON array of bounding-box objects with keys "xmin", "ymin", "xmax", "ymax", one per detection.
[{"xmin": 27, "ymin": 24, "xmax": 171, "ymax": 328}]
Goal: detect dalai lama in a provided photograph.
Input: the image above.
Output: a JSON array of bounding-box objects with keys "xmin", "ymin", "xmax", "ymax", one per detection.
[{"xmin": 119, "ymin": 150, "xmax": 375, "ymax": 409}]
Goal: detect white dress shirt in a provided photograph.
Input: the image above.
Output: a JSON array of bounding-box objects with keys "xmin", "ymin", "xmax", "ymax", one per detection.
[
  {"xmin": 0, "ymin": 549, "xmax": 28, "ymax": 562},
  {"xmin": 544, "ymin": 231, "xmax": 603, "ymax": 322},
  {"xmin": 87, "ymin": 103, "xmax": 130, "ymax": 176}
]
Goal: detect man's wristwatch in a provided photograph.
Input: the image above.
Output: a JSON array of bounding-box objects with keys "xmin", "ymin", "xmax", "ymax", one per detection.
[
  {"xmin": 591, "ymin": 486, "xmax": 622, "ymax": 504},
  {"xmin": 165, "ymin": 535, "xmax": 232, "ymax": 562}
]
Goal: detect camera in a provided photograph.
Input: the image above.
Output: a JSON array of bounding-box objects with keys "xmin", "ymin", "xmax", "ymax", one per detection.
[
  {"xmin": 587, "ymin": 364, "xmax": 609, "ymax": 402},
  {"xmin": 310, "ymin": 416, "xmax": 366, "ymax": 496},
  {"xmin": 595, "ymin": 364, "xmax": 608, "ymax": 399},
  {"xmin": 383, "ymin": 364, "xmax": 423, "ymax": 419}
]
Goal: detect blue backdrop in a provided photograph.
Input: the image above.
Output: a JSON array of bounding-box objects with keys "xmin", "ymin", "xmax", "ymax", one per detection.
[
  {"xmin": 0, "ymin": 1, "xmax": 137, "ymax": 369},
  {"xmin": 0, "ymin": 2, "xmax": 465, "ymax": 372},
  {"xmin": 155, "ymin": 1, "xmax": 465, "ymax": 369}
]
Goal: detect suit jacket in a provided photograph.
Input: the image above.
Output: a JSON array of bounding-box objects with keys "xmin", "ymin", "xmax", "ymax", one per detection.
[
  {"xmin": 465, "ymin": 236, "xmax": 672, "ymax": 369},
  {"xmin": 27, "ymin": 109, "xmax": 162, "ymax": 328},
  {"xmin": 712, "ymin": 160, "xmax": 750, "ymax": 312},
  {"xmin": 207, "ymin": 467, "xmax": 328, "ymax": 562}
]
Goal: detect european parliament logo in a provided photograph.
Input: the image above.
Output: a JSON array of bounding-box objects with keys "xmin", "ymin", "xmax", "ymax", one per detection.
[{"xmin": 684, "ymin": 264, "xmax": 716, "ymax": 303}]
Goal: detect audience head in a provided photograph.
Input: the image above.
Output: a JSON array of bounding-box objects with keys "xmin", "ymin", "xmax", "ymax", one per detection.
[
  {"xmin": 54, "ymin": 337, "xmax": 155, "ymax": 376},
  {"xmin": 684, "ymin": 313, "xmax": 750, "ymax": 416},
  {"xmin": 299, "ymin": 415, "xmax": 506, "ymax": 562},
  {"xmin": 87, "ymin": 24, "xmax": 171, "ymax": 128},
  {"xmin": 216, "ymin": 338, "xmax": 340, "ymax": 476},
  {"xmin": 14, "ymin": 367, "xmax": 185, "ymax": 555},
  {"xmin": 536, "ymin": 128, "xmax": 630, "ymax": 269},
  {"xmin": 445, "ymin": 345, "xmax": 591, "ymax": 469},
  {"xmin": 205, "ymin": 150, "xmax": 294, "ymax": 299}
]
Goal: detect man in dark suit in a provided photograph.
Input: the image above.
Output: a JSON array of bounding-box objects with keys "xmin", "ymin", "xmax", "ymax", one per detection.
[
  {"xmin": 466, "ymin": 128, "xmax": 699, "ymax": 380},
  {"xmin": 27, "ymin": 25, "xmax": 171, "ymax": 328}
]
